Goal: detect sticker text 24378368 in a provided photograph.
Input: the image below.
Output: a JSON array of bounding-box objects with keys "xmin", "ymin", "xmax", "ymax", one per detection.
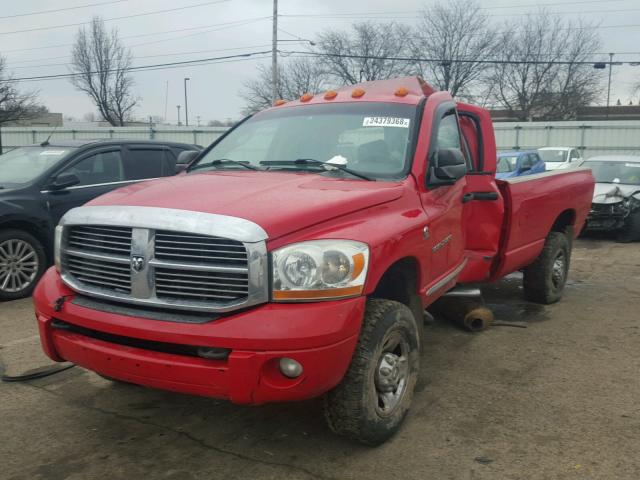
[{"xmin": 362, "ymin": 117, "xmax": 410, "ymax": 128}]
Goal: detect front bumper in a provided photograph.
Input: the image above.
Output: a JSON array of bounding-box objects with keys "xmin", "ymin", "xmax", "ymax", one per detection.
[
  {"xmin": 585, "ymin": 202, "xmax": 627, "ymax": 231},
  {"xmin": 34, "ymin": 268, "xmax": 364, "ymax": 404}
]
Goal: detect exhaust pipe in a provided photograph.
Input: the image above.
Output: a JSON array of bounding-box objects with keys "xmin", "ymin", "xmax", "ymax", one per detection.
[{"xmin": 431, "ymin": 297, "xmax": 494, "ymax": 332}]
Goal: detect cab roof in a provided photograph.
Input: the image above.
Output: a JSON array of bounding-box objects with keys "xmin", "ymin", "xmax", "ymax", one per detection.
[{"xmin": 267, "ymin": 76, "xmax": 437, "ymax": 110}]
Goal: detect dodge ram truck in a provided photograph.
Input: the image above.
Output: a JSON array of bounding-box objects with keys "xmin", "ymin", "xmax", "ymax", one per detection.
[{"xmin": 33, "ymin": 77, "xmax": 595, "ymax": 445}]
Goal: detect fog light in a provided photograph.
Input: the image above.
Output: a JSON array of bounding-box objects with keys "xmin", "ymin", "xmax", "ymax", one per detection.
[
  {"xmin": 279, "ymin": 358, "xmax": 303, "ymax": 378},
  {"xmin": 196, "ymin": 347, "xmax": 230, "ymax": 360}
]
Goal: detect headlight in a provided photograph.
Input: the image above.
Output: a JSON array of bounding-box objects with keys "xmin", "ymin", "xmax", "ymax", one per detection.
[
  {"xmin": 272, "ymin": 240, "xmax": 369, "ymax": 301},
  {"xmin": 54, "ymin": 225, "xmax": 63, "ymax": 272}
]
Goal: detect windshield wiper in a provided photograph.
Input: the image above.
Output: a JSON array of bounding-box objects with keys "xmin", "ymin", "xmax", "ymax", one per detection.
[
  {"xmin": 261, "ymin": 159, "xmax": 373, "ymax": 181},
  {"xmin": 190, "ymin": 159, "xmax": 260, "ymax": 171}
]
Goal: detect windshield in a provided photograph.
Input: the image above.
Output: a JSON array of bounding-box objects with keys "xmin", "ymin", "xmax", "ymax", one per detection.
[
  {"xmin": 538, "ymin": 149, "xmax": 567, "ymax": 163},
  {"xmin": 584, "ymin": 160, "xmax": 640, "ymax": 185},
  {"xmin": 191, "ymin": 102, "xmax": 418, "ymax": 180},
  {"xmin": 497, "ymin": 155, "xmax": 518, "ymax": 173},
  {"xmin": 0, "ymin": 147, "xmax": 74, "ymax": 186}
]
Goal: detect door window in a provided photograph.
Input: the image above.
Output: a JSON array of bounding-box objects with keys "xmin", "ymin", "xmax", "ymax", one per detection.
[
  {"xmin": 126, "ymin": 148, "xmax": 176, "ymax": 180},
  {"xmin": 569, "ymin": 149, "xmax": 580, "ymax": 161},
  {"xmin": 434, "ymin": 112, "xmax": 469, "ymax": 170},
  {"xmin": 64, "ymin": 150, "xmax": 125, "ymax": 186}
]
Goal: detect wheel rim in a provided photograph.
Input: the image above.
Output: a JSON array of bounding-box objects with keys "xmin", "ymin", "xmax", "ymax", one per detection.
[
  {"xmin": 374, "ymin": 331, "xmax": 410, "ymax": 417},
  {"xmin": 551, "ymin": 251, "xmax": 566, "ymax": 289},
  {"xmin": 0, "ymin": 239, "xmax": 39, "ymax": 293}
]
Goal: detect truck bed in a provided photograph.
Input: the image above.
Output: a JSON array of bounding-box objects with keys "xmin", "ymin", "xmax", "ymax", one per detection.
[{"xmin": 490, "ymin": 168, "xmax": 594, "ymax": 280}]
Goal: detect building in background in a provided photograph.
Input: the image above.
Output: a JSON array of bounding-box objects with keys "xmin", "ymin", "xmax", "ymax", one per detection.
[{"xmin": 3, "ymin": 112, "xmax": 63, "ymax": 127}]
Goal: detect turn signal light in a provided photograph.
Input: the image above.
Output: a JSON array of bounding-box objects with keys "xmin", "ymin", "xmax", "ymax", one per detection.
[
  {"xmin": 351, "ymin": 88, "xmax": 365, "ymax": 98},
  {"xmin": 300, "ymin": 92, "xmax": 314, "ymax": 102},
  {"xmin": 394, "ymin": 87, "xmax": 409, "ymax": 97},
  {"xmin": 324, "ymin": 90, "xmax": 338, "ymax": 100},
  {"xmin": 274, "ymin": 99, "xmax": 287, "ymax": 106}
]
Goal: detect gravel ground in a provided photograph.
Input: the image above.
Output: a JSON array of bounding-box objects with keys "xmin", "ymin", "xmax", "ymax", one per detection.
[{"xmin": 1, "ymin": 237, "xmax": 639, "ymax": 480}]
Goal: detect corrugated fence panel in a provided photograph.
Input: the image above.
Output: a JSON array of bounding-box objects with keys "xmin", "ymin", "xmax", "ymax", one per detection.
[
  {"xmin": 0, "ymin": 127, "xmax": 229, "ymax": 151},
  {"xmin": 2, "ymin": 122, "xmax": 640, "ymax": 159}
]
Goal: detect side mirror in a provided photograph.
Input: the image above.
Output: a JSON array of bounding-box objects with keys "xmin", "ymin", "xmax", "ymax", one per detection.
[
  {"xmin": 176, "ymin": 150, "xmax": 199, "ymax": 173},
  {"xmin": 430, "ymin": 148, "xmax": 467, "ymax": 185},
  {"xmin": 49, "ymin": 173, "xmax": 80, "ymax": 191}
]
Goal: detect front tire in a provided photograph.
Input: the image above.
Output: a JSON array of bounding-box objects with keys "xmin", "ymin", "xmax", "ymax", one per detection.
[
  {"xmin": 523, "ymin": 231, "xmax": 570, "ymax": 304},
  {"xmin": 617, "ymin": 211, "xmax": 640, "ymax": 243},
  {"xmin": 323, "ymin": 299, "xmax": 421, "ymax": 445},
  {"xmin": 0, "ymin": 229, "xmax": 46, "ymax": 301}
]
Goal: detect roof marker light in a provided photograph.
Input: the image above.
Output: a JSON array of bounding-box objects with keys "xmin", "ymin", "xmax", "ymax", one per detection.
[
  {"xmin": 300, "ymin": 93, "xmax": 314, "ymax": 102},
  {"xmin": 394, "ymin": 87, "xmax": 409, "ymax": 97},
  {"xmin": 324, "ymin": 90, "xmax": 338, "ymax": 100},
  {"xmin": 351, "ymin": 88, "xmax": 365, "ymax": 98},
  {"xmin": 274, "ymin": 99, "xmax": 287, "ymax": 106}
]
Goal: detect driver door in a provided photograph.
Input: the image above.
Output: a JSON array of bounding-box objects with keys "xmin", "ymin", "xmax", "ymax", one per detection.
[
  {"xmin": 45, "ymin": 146, "xmax": 127, "ymax": 225},
  {"xmin": 417, "ymin": 105, "xmax": 468, "ymax": 295}
]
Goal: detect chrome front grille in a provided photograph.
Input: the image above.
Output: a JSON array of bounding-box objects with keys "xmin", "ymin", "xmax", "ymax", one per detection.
[{"xmin": 58, "ymin": 206, "xmax": 269, "ymax": 314}]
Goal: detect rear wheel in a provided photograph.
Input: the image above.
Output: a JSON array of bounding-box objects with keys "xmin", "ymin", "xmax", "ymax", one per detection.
[
  {"xmin": 523, "ymin": 231, "xmax": 570, "ymax": 304},
  {"xmin": 0, "ymin": 230, "xmax": 46, "ymax": 301},
  {"xmin": 323, "ymin": 299, "xmax": 420, "ymax": 445}
]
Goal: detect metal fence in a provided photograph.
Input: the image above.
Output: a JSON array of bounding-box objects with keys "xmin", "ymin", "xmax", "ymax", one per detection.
[
  {"xmin": 0, "ymin": 126, "xmax": 229, "ymax": 152},
  {"xmin": 2, "ymin": 121, "xmax": 640, "ymax": 158}
]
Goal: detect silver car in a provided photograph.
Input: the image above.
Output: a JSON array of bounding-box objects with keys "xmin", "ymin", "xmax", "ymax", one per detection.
[{"xmin": 580, "ymin": 155, "xmax": 640, "ymax": 241}]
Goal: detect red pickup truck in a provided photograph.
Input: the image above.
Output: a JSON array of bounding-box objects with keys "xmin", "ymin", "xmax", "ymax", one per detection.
[{"xmin": 33, "ymin": 77, "xmax": 594, "ymax": 445}]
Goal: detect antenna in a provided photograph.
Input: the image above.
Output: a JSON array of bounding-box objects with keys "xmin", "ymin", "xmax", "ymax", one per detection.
[{"xmin": 40, "ymin": 124, "xmax": 60, "ymax": 147}]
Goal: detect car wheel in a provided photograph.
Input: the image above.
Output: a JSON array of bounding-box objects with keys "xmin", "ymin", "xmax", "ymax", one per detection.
[
  {"xmin": 617, "ymin": 211, "xmax": 640, "ymax": 243},
  {"xmin": 523, "ymin": 231, "xmax": 570, "ymax": 305},
  {"xmin": 323, "ymin": 298, "xmax": 421, "ymax": 445},
  {"xmin": 0, "ymin": 229, "xmax": 47, "ymax": 301}
]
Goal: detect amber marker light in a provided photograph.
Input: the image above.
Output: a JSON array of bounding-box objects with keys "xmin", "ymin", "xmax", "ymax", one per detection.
[
  {"xmin": 324, "ymin": 90, "xmax": 338, "ymax": 100},
  {"xmin": 300, "ymin": 93, "xmax": 314, "ymax": 102},
  {"xmin": 351, "ymin": 88, "xmax": 365, "ymax": 98},
  {"xmin": 394, "ymin": 87, "xmax": 409, "ymax": 97},
  {"xmin": 272, "ymin": 285, "xmax": 364, "ymax": 301},
  {"xmin": 274, "ymin": 99, "xmax": 287, "ymax": 106}
]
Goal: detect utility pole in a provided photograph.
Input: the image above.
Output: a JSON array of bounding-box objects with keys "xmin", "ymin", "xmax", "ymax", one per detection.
[
  {"xmin": 177, "ymin": 105, "xmax": 181, "ymax": 126},
  {"xmin": 164, "ymin": 81, "xmax": 169, "ymax": 122},
  {"xmin": 184, "ymin": 77, "xmax": 190, "ymax": 126},
  {"xmin": 271, "ymin": 0, "xmax": 278, "ymax": 104},
  {"xmin": 606, "ymin": 53, "xmax": 614, "ymax": 119}
]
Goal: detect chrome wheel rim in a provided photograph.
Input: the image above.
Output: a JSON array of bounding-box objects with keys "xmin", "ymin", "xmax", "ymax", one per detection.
[
  {"xmin": 551, "ymin": 251, "xmax": 566, "ymax": 289},
  {"xmin": 374, "ymin": 331, "xmax": 410, "ymax": 416},
  {"xmin": 0, "ymin": 239, "xmax": 39, "ymax": 293}
]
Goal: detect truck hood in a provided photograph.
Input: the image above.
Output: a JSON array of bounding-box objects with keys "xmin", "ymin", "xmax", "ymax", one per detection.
[
  {"xmin": 88, "ymin": 171, "xmax": 404, "ymax": 239},
  {"xmin": 593, "ymin": 183, "xmax": 640, "ymax": 204}
]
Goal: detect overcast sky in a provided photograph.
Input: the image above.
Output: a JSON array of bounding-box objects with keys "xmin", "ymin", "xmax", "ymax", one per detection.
[{"xmin": 3, "ymin": 0, "xmax": 640, "ymax": 124}]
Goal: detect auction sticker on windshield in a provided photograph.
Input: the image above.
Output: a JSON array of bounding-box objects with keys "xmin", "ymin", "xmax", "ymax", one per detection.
[
  {"xmin": 363, "ymin": 117, "xmax": 410, "ymax": 128},
  {"xmin": 40, "ymin": 150, "xmax": 67, "ymax": 156}
]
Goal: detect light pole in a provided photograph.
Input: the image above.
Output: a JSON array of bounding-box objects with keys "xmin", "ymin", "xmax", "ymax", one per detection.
[
  {"xmin": 176, "ymin": 105, "xmax": 181, "ymax": 126},
  {"xmin": 271, "ymin": 0, "xmax": 278, "ymax": 104},
  {"xmin": 606, "ymin": 53, "xmax": 614, "ymax": 119},
  {"xmin": 184, "ymin": 77, "xmax": 190, "ymax": 127}
]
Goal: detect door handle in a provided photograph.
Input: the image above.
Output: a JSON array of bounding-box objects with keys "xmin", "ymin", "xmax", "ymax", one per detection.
[{"xmin": 462, "ymin": 192, "xmax": 499, "ymax": 203}]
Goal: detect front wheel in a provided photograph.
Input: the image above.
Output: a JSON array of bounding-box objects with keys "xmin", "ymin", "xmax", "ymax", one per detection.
[
  {"xmin": 523, "ymin": 231, "xmax": 570, "ymax": 304},
  {"xmin": 323, "ymin": 299, "xmax": 421, "ymax": 445},
  {"xmin": 0, "ymin": 229, "xmax": 46, "ymax": 301}
]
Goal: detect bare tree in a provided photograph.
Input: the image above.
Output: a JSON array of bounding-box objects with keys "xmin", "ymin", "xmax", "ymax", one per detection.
[
  {"xmin": 70, "ymin": 17, "xmax": 137, "ymax": 126},
  {"xmin": 0, "ymin": 56, "xmax": 43, "ymax": 126},
  {"xmin": 487, "ymin": 12, "xmax": 602, "ymax": 120},
  {"xmin": 242, "ymin": 57, "xmax": 329, "ymax": 114},
  {"xmin": 315, "ymin": 22, "xmax": 411, "ymax": 85},
  {"xmin": 409, "ymin": 0, "xmax": 497, "ymax": 98}
]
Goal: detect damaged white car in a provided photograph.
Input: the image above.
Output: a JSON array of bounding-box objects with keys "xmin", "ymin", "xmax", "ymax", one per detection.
[{"xmin": 581, "ymin": 156, "xmax": 640, "ymax": 241}]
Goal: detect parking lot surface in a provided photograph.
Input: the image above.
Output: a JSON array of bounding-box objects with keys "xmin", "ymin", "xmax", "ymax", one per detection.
[{"xmin": 1, "ymin": 238, "xmax": 639, "ymax": 480}]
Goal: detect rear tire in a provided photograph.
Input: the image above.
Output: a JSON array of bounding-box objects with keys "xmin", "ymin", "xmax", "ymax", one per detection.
[
  {"xmin": 523, "ymin": 231, "xmax": 570, "ymax": 305},
  {"xmin": 323, "ymin": 299, "xmax": 421, "ymax": 445},
  {"xmin": 0, "ymin": 229, "xmax": 46, "ymax": 301},
  {"xmin": 617, "ymin": 211, "xmax": 640, "ymax": 243}
]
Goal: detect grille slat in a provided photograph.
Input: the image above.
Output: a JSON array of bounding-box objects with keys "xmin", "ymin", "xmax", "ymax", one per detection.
[
  {"xmin": 155, "ymin": 230, "xmax": 247, "ymax": 267},
  {"xmin": 68, "ymin": 226, "xmax": 132, "ymax": 256}
]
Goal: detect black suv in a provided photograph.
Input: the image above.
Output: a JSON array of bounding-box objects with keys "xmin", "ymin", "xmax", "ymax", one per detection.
[{"xmin": 0, "ymin": 139, "xmax": 201, "ymax": 300}]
